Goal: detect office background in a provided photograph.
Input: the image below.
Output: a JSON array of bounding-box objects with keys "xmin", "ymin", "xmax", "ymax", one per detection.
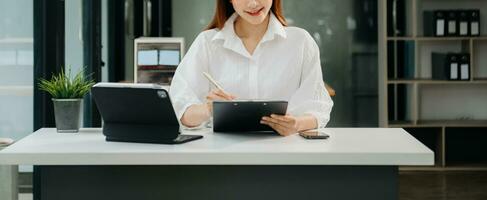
[
  {"xmin": 1, "ymin": 0, "xmax": 486, "ymax": 199},
  {"xmin": 0, "ymin": 0, "xmax": 378, "ymax": 141}
]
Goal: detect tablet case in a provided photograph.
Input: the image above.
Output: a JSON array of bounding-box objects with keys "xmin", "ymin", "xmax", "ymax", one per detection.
[
  {"xmin": 212, "ymin": 100, "xmax": 288, "ymax": 133},
  {"xmin": 91, "ymin": 83, "xmax": 202, "ymax": 144}
]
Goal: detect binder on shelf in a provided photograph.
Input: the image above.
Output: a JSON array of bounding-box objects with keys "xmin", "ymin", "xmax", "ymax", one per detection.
[
  {"xmin": 387, "ymin": 41, "xmax": 395, "ymax": 79},
  {"xmin": 423, "ymin": 11, "xmax": 435, "ymax": 36},
  {"xmin": 460, "ymin": 54, "xmax": 470, "ymax": 80},
  {"xmin": 396, "ymin": 41, "xmax": 405, "ymax": 79},
  {"xmin": 388, "ymin": 0, "xmax": 407, "ymax": 37},
  {"xmin": 404, "ymin": 41, "xmax": 415, "ymax": 79},
  {"xmin": 447, "ymin": 53, "xmax": 459, "ymax": 80},
  {"xmin": 434, "ymin": 11, "xmax": 446, "ymax": 36},
  {"xmin": 469, "ymin": 10, "xmax": 481, "ymax": 36},
  {"xmin": 446, "ymin": 10, "xmax": 458, "ymax": 36},
  {"xmin": 394, "ymin": 41, "xmax": 415, "ymax": 79},
  {"xmin": 431, "ymin": 53, "xmax": 448, "ymax": 80},
  {"xmin": 459, "ymin": 10, "xmax": 469, "ymax": 36},
  {"xmin": 387, "ymin": 85, "xmax": 408, "ymax": 121}
]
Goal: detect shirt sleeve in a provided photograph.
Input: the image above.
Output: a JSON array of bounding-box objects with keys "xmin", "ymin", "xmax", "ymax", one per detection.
[
  {"xmin": 287, "ymin": 33, "xmax": 334, "ymax": 129},
  {"xmin": 169, "ymin": 32, "xmax": 211, "ymax": 123}
]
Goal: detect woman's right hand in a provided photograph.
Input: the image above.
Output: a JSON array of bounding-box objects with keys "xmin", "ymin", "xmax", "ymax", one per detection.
[
  {"xmin": 180, "ymin": 89, "xmax": 236, "ymax": 128},
  {"xmin": 206, "ymin": 89, "xmax": 237, "ymax": 114}
]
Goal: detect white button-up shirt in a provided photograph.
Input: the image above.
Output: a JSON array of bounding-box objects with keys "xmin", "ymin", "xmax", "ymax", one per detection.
[{"xmin": 170, "ymin": 12, "xmax": 334, "ymax": 128}]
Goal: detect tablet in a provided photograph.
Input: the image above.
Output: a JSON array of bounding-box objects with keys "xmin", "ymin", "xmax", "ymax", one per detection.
[
  {"xmin": 91, "ymin": 83, "xmax": 202, "ymax": 144},
  {"xmin": 212, "ymin": 100, "xmax": 288, "ymax": 133}
]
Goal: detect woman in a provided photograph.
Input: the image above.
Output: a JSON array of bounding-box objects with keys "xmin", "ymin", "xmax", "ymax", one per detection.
[{"xmin": 170, "ymin": 0, "xmax": 333, "ymax": 136}]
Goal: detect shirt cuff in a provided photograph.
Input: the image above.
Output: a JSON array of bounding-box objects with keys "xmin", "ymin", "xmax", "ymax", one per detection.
[
  {"xmin": 177, "ymin": 102, "xmax": 211, "ymax": 130},
  {"xmin": 305, "ymin": 111, "xmax": 330, "ymax": 129}
]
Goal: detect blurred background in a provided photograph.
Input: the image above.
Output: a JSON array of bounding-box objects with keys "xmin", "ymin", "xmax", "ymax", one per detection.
[
  {"xmin": 0, "ymin": 0, "xmax": 378, "ymax": 144},
  {"xmin": 1, "ymin": 0, "xmax": 487, "ymax": 200}
]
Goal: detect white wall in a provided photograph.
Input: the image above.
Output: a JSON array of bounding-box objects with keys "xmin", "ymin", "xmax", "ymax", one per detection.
[
  {"xmin": 0, "ymin": 0, "xmax": 34, "ymax": 140},
  {"xmin": 65, "ymin": 0, "xmax": 84, "ymax": 76},
  {"xmin": 172, "ymin": 0, "xmax": 215, "ymax": 51}
]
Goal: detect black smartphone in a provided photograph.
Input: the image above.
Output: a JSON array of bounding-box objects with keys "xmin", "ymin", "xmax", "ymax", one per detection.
[{"xmin": 299, "ymin": 130, "xmax": 330, "ymax": 139}]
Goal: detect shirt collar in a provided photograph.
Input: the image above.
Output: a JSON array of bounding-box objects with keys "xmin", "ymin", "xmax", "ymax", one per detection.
[
  {"xmin": 211, "ymin": 12, "xmax": 287, "ymax": 58},
  {"xmin": 261, "ymin": 12, "xmax": 287, "ymax": 42}
]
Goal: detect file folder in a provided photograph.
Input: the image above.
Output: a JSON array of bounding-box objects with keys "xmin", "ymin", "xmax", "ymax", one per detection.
[
  {"xmin": 447, "ymin": 54, "xmax": 459, "ymax": 80},
  {"xmin": 447, "ymin": 10, "xmax": 458, "ymax": 36},
  {"xmin": 434, "ymin": 11, "xmax": 446, "ymax": 36},
  {"xmin": 431, "ymin": 53, "xmax": 448, "ymax": 80},
  {"xmin": 388, "ymin": 0, "xmax": 407, "ymax": 37},
  {"xmin": 460, "ymin": 54, "xmax": 470, "ymax": 80},
  {"xmin": 469, "ymin": 10, "xmax": 480, "ymax": 36},
  {"xmin": 423, "ymin": 11, "xmax": 434, "ymax": 36},
  {"xmin": 459, "ymin": 10, "xmax": 469, "ymax": 36}
]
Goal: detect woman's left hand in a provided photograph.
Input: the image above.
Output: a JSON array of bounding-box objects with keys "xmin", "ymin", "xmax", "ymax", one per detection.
[{"xmin": 260, "ymin": 114, "xmax": 300, "ymax": 136}]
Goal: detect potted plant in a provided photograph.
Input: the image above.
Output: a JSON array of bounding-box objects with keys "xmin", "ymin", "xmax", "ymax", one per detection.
[{"xmin": 38, "ymin": 68, "xmax": 95, "ymax": 133}]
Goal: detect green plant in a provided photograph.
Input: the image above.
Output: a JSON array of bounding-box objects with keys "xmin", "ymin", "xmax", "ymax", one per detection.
[{"xmin": 38, "ymin": 67, "xmax": 95, "ymax": 99}]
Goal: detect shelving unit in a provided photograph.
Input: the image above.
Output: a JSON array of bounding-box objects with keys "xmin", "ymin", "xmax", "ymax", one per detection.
[
  {"xmin": 388, "ymin": 36, "xmax": 487, "ymax": 41},
  {"xmin": 379, "ymin": 0, "xmax": 487, "ymax": 171},
  {"xmin": 133, "ymin": 37, "xmax": 185, "ymax": 85}
]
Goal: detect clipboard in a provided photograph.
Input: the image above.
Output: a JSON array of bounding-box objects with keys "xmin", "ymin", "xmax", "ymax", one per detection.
[{"xmin": 212, "ymin": 100, "xmax": 288, "ymax": 133}]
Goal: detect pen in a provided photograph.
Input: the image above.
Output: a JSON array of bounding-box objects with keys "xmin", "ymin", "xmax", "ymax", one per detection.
[{"xmin": 203, "ymin": 72, "xmax": 225, "ymax": 91}]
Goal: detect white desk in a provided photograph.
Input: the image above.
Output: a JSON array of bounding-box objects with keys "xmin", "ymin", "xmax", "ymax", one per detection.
[
  {"xmin": 0, "ymin": 128, "xmax": 432, "ymax": 165},
  {"xmin": 0, "ymin": 128, "xmax": 433, "ymax": 200}
]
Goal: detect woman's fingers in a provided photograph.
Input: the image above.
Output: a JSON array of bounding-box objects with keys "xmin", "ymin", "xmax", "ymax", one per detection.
[
  {"xmin": 206, "ymin": 93, "xmax": 228, "ymax": 101},
  {"xmin": 261, "ymin": 118, "xmax": 294, "ymax": 136},
  {"xmin": 270, "ymin": 114, "xmax": 296, "ymax": 124},
  {"xmin": 260, "ymin": 120, "xmax": 287, "ymax": 135},
  {"xmin": 213, "ymin": 89, "xmax": 235, "ymax": 100},
  {"xmin": 261, "ymin": 114, "xmax": 300, "ymax": 136},
  {"xmin": 205, "ymin": 89, "xmax": 237, "ymax": 114},
  {"xmin": 206, "ymin": 93, "xmax": 223, "ymax": 101},
  {"xmin": 262, "ymin": 116, "xmax": 295, "ymax": 129},
  {"xmin": 207, "ymin": 89, "xmax": 236, "ymax": 101}
]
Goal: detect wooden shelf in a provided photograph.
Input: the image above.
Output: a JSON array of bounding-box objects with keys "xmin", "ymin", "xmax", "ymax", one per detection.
[
  {"xmin": 387, "ymin": 37, "xmax": 416, "ymax": 41},
  {"xmin": 388, "ymin": 120, "xmax": 487, "ymax": 128},
  {"xmin": 388, "ymin": 120, "xmax": 415, "ymax": 128},
  {"xmin": 400, "ymin": 166, "xmax": 487, "ymax": 172},
  {"xmin": 387, "ymin": 79, "xmax": 487, "ymax": 84},
  {"xmin": 387, "ymin": 36, "xmax": 487, "ymax": 41},
  {"xmin": 417, "ymin": 120, "xmax": 487, "ymax": 127},
  {"xmin": 138, "ymin": 69, "xmax": 176, "ymax": 73}
]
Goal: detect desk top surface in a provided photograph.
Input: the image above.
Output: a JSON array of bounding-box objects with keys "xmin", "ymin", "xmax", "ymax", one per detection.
[{"xmin": 0, "ymin": 128, "xmax": 433, "ymax": 166}]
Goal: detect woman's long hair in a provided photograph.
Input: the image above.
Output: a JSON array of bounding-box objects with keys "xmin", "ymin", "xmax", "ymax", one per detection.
[{"xmin": 206, "ymin": 0, "xmax": 287, "ymax": 30}]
